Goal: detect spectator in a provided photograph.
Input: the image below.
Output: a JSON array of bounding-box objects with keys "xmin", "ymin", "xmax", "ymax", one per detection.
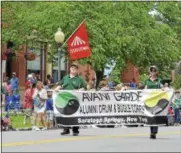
[
  {"xmin": 45, "ymin": 90, "xmax": 54, "ymax": 129},
  {"xmin": 108, "ymin": 80, "xmax": 113, "ymax": 89},
  {"xmin": 122, "ymin": 83, "xmax": 129, "ymax": 91},
  {"xmin": 3, "ymin": 77, "xmax": 12, "ymax": 95},
  {"xmin": 27, "ymin": 74, "xmax": 33, "ymax": 83},
  {"xmin": 98, "ymin": 80, "xmax": 114, "ymax": 128},
  {"xmin": 3, "ymin": 77, "xmax": 13, "ymax": 112},
  {"xmin": 1, "ymin": 85, "xmax": 6, "ymax": 107},
  {"xmin": 32, "ymin": 81, "xmax": 47, "ymax": 131},
  {"xmin": 10, "ymin": 72, "xmax": 19, "ymax": 94},
  {"xmin": 46, "ymin": 74, "xmax": 54, "ymax": 85},
  {"xmin": 1, "ymin": 113, "xmax": 10, "ymax": 131},
  {"xmin": 163, "ymin": 83, "xmax": 170, "ymax": 90},
  {"xmin": 36, "ymin": 74, "xmax": 41, "ymax": 82},
  {"xmin": 115, "ymin": 84, "xmax": 124, "ymax": 91},
  {"xmin": 23, "ymin": 81, "xmax": 34, "ymax": 125},
  {"xmin": 98, "ymin": 80, "xmax": 110, "ymax": 91},
  {"xmin": 130, "ymin": 78, "xmax": 137, "ymax": 88},
  {"xmin": 172, "ymin": 90, "xmax": 181, "ymax": 126},
  {"xmin": 30, "ymin": 73, "xmax": 37, "ymax": 84},
  {"xmin": 4, "ymin": 90, "xmax": 13, "ymax": 112},
  {"xmin": 30, "ymin": 83, "xmax": 36, "ymax": 125},
  {"xmin": 43, "ymin": 81, "xmax": 50, "ymax": 90},
  {"xmin": 87, "ymin": 81, "xmax": 96, "ymax": 91}
]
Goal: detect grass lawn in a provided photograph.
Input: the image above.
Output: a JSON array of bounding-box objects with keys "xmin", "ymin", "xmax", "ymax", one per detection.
[
  {"xmin": 10, "ymin": 114, "xmax": 32, "ymax": 129},
  {"xmin": 1, "ymin": 112, "xmax": 32, "ymax": 129}
]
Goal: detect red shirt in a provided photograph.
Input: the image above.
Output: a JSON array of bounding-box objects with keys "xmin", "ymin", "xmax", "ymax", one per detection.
[
  {"xmin": 3, "ymin": 83, "xmax": 12, "ymax": 94},
  {"xmin": 168, "ymin": 106, "xmax": 173, "ymax": 115},
  {"xmin": 23, "ymin": 88, "xmax": 34, "ymax": 109}
]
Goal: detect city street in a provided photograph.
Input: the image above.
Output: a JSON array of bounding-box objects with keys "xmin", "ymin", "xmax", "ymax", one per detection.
[{"xmin": 2, "ymin": 126, "xmax": 181, "ymax": 152}]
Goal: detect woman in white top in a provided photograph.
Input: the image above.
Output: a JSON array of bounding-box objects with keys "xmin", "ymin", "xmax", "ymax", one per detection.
[{"xmin": 32, "ymin": 81, "xmax": 47, "ymax": 131}]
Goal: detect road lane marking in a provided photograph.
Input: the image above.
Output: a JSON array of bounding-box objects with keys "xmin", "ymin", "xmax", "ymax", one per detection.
[{"xmin": 2, "ymin": 131, "xmax": 180, "ymax": 147}]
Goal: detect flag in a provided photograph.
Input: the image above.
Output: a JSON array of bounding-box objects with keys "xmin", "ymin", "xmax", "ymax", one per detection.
[{"xmin": 67, "ymin": 21, "xmax": 91, "ymax": 60}]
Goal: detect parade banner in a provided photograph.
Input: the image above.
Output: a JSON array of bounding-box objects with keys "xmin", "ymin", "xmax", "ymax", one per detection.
[{"xmin": 53, "ymin": 89, "xmax": 174, "ymax": 126}]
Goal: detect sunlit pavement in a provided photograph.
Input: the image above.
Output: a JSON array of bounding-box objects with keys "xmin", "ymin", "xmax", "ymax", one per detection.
[{"xmin": 2, "ymin": 126, "xmax": 181, "ymax": 152}]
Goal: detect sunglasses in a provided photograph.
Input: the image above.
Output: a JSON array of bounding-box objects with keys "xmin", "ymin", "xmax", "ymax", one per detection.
[{"xmin": 150, "ymin": 69, "xmax": 157, "ymax": 72}]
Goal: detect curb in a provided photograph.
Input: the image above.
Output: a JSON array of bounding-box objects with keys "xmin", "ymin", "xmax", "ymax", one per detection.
[
  {"xmin": 3, "ymin": 125, "xmax": 147, "ymax": 132},
  {"xmin": 16, "ymin": 127, "xmax": 60, "ymax": 131},
  {"xmin": 16, "ymin": 128, "xmax": 32, "ymax": 131}
]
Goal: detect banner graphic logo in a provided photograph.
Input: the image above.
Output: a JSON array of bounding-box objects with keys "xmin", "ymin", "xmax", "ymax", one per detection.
[{"xmin": 55, "ymin": 91, "xmax": 80, "ymax": 115}]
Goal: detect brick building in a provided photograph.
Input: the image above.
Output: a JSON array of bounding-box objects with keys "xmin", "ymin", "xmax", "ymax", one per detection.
[
  {"xmin": 1, "ymin": 42, "xmax": 96, "ymax": 89},
  {"xmin": 121, "ymin": 62, "xmax": 139, "ymax": 85},
  {"xmin": 1, "ymin": 42, "xmax": 49, "ymax": 88}
]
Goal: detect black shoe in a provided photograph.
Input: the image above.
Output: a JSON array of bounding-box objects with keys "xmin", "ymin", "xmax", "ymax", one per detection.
[
  {"xmin": 61, "ymin": 130, "xmax": 70, "ymax": 135},
  {"xmin": 150, "ymin": 134, "xmax": 156, "ymax": 139},
  {"xmin": 73, "ymin": 132, "xmax": 79, "ymax": 136}
]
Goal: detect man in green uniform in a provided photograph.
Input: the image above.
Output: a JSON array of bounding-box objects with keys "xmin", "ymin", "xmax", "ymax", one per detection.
[
  {"xmin": 144, "ymin": 65, "xmax": 163, "ymax": 139},
  {"xmin": 55, "ymin": 62, "xmax": 87, "ymax": 136},
  {"xmin": 172, "ymin": 90, "xmax": 181, "ymax": 126}
]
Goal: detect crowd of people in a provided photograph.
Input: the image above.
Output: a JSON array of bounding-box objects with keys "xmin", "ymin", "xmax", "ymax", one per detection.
[
  {"xmin": 23, "ymin": 73, "xmax": 54, "ymax": 131},
  {"xmin": 1, "ymin": 64, "xmax": 181, "ymax": 138}
]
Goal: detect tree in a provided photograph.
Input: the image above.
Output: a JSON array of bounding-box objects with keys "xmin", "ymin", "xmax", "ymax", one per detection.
[
  {"xmin": 2, "ymin": 2, "xmax": 181, "ymax": 74},
  {"xmin": 171, "ymin": 75, "xmax": 181, "ymax": 90}
]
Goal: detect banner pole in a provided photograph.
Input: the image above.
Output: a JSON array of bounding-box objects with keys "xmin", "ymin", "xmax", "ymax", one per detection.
[{"xmin": 60, "ymin": 18, "xmax": 87, "ymax": 48}]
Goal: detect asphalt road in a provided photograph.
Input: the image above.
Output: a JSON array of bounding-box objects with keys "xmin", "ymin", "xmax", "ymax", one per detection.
[{"xmin": 1, "ymin": 126, "xmax": 181, "ymax": 152}]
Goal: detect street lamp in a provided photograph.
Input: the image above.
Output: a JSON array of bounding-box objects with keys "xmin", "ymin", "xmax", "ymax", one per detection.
[{"xmin": 54, "ymin": 28, "xmax": 65, "ymax": 82}]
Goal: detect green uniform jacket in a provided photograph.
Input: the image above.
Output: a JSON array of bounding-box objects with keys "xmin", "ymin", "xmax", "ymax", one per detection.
[
  {"xmin": 144, "ymin": 77, "xmax": 162, "ymax": 89},
  {"xmin": 172, "ymin": 96, "xmax": 181, "ymax": 109},
  {"xmin": 59, "ymin": 75, "xmax": 87, "ymax": 90}
]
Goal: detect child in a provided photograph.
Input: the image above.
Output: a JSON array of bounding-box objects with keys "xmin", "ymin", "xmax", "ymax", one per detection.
[{"xmin": 45, "ymin": 90, "xmax": 54, "ymax": 129}]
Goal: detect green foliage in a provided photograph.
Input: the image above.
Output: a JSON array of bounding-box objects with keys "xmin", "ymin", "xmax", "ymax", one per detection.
[
  {"xmin": 2, "ymin": 1, "xmax": 181, "ymax": 73},
  {"xmin": 171, "ymin": 75, "xmax": 181, "ymax": 90},
  {"xmin": 139, "ymin": 73, "xmax": 148, "ymax": 83},
  {"xmin": 109, "ymin": 68, "xmax": 121, "ymax": 84}
]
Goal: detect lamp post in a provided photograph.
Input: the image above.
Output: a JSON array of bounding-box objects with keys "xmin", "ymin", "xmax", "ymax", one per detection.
[{"xmin": 54, "ymin": 28, "xmax": 65, "ymax": 82}]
